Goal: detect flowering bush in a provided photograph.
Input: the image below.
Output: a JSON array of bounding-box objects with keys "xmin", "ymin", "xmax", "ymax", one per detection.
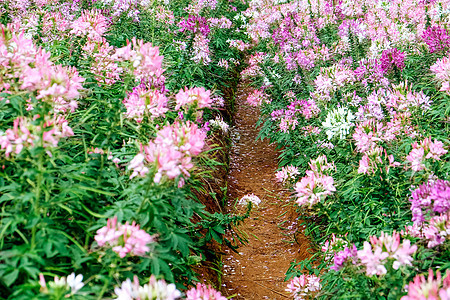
[
  {"xmin": 0, "ymin": 0, "xmax": 248, "ymax": 298},
  {"xmin": 238, "ymin": 0, "xmax": 450, "ymax": 298}
]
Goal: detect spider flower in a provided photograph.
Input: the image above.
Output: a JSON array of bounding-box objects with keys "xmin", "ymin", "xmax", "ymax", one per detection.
[
  {"xmin": 186, "ymin": 283, "xmax": 226, "ymax": 300},
  {"xmin": 94, "ymin": 217, "xmax": 155, "ymax": 258},
  {"xmin": 402, "ymin": 269, "xmax": 450, "ymax": 299}
]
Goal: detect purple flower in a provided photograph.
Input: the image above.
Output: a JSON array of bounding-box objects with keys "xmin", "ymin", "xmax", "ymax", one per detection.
[
  {"xmin": 410, "ymin": 179, "xmax": 450, "ymax": 224},
  {"xmin": 330, "ymin": 244, "xmax": 357, "ymax": 271},
  {"xmin": 380, "ymin": 48, "xmax": 406, "ymax": 74},
  {"xmin": 422, "ymin": 26, "xmax": 450, "ymax": 53},
  {"xmin": 178, "ymin": 15, "xmax": 210, "ymax": 36}
]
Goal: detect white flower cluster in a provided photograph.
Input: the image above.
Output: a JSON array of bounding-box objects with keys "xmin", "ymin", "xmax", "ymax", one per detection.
[
  {"xmin": 209, "ymin": 116, "xmax": 229, "ymax": 133},
  {"xmin": 322, "ymin": 106, "xmax": 355, "ymax": 140},
  {"xmin": 238, "ymin": 193, "xmax": 261, "ymax": 206}
]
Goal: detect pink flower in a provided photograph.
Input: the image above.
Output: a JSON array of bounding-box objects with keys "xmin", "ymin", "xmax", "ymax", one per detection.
[
  {"xmin": 128, "ymin": 153, "xmax": 150, "ymax": 179},
  {"xmin": 191, "ymin": 34, "xmax": 211, "ymax": 65},
  {"xmin": 285, "ymin": 274, "xmax": 321, "ymax": 300},
  {"xmin": 113, "ymin": 38, "xmax": 164, "ymax": 81},
  {"xmin": 246, "ymin": 89, "xmax": 267, "ymax": 107},
  {"xmin": 425, "ymin": 138, "xmax": 448, "ymax": 160},
  {"xmin": 423, "ymin": 213, "xmax": 450, "ymax": 248},
  {"xmin": 358, "ymin": 154, "xmax": 370, "ymax": 174},
  {"xmin": 123, "ymin": 86, "xmax": 168, "ymax": 122},
  {"xmin": 70, "ymin": 9, "xmax": 109, "ymax": 41},
  {"xmin": 0, "ymin": 115, "xmax": 74, "ymax": 158},
  {"xmin": 402, "ymin": 269, "xmax": 450, "ymax": 300},
  {"xmin": 128, "ymin": 122, "xmax": 206, "ymax": 184},
  {"xmin": 294, "ymin": 171, "xmax": 335, "ymax": 207},
  {"xmin": 94, "ymin": 217, "xmax": 155, "ymax": 258},
  {"xmin": 186, "ymin": 283, "xmax": 226, "ymax": 300},
  {"xmin": 357, "ymin": 232, "xmax": 417, "ymax": 276},
  {"xmin": 175, "ymin": 87, "xmax": 212, "ymax": 110},
  {"xmin": 406, "ymin": 146, "xmax": 425, "ymax": 172},
  {"xmin": 275, "ymin": 165, "xmax": 299, "ymax": 183},
  {"xmin": 357, "ymin": 241, "xmax": 389, "ymax": 276},
  {"xmin": 406, "ymin": 138, "xmax": 447, "ymax": 172},
  {"xmin": 431, "ymin": 57, "xmax": 450, "ymax": 94}
]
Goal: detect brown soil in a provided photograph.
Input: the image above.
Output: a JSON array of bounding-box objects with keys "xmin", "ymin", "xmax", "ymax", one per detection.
[{"xmin": 221, "ymin": 82, "xmax": 312, "ymax": 299}]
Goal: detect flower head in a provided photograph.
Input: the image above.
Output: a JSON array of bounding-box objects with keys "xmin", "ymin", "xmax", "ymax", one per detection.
[
  {"xmin": 322, "ymin": 106, "xmax": 355, "ymax": 140},
  {"xmin": 186, "ymin": 283, "xmax": 226, "ymax": 300},
  {"xmin": 94, "ymin": 217, "xmax": 155, "ymax": 258}
]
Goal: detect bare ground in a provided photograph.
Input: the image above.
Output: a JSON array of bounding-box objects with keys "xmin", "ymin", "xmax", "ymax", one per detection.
[{"xmin": 221, "ymin": 82, "xmax": 312, "ymax": 299}]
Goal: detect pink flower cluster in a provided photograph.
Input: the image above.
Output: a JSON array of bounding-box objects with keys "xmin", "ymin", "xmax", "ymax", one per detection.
[
  {"xmin": 270, "ymin": 97, "xmax": 320, "ymax": 133},
  {"xmin": 14, "ymin": 9, "xmax": 73, "ymax": 44},
  {"xmin": 406, "ymin": 137, "xmax": 447, "ymax": 172},
  {"xmin": 402, "ymin": 269, "xmax": 450, "ymax": 300},
  {"xmin": 97, "ymin": 0, "xmax": 146, "ymax": 21},
  {"xmin": 175, "ymin": 87, "xmax": 212, "ymax": 110},
  {"xmin": 114, "ymin": 275, "xmax": 181, "ymax": 300},
  {"xmin": 403, "ymin": 179, "xmax": 450, "ymax": 248},
  {"xmin": 357, "ymin": 232, "xmax": 417, "ymax": 276},
  {"xmin": 387, "ymin": 82, "xmax": 432, "ymax": 113},
  {"xmin": 82, "ymin": 38, "xmax": 124, "ymax": 86},
  {"xmin": 271, "ymin": 11, "xmax": 333, "ymax": 71},
  {"xmin": 178, "ymin": 15, "xmax": 210, "ymax": 36},
  {"xmin": 240, "ymin": 52, "xmax": 265, "ymax": 78},
  {"xmin": 330, "ymin": 244, "xmax": 358, "ymax": 271},
  {"xmin": 0, "ymin": 116, "xmax": 74, "ymax": 157},
  {"xmin": 354, "ymin": 59, "xmax": 389, "ymax": 88},
  {"xmin": 191, "ymin": 34, "xmax": 212, "ymax": 65},
  {"xmin": 352, "ymin": 114, "xmax": 424, "ymax": 175},
  {"xmin": 357, "ymin": 146, "xmax": 400, "ymax": 176},
  {"xmin": 94, "ymin": 216, "xmax": 155, "ymax": 258},
  {"xmin": 419, "ymin": 213, "xmax": 450, "ymax": 248},
  {"xmin": 208, "ymin": 16, "xmax": 232, "ymax": 29},
  {"xmin": 431, "ymin": 56, "xmax": 450, "ymax": 94},
  {"xmin": 0, "ymin": 25, "xmax": 84, "ymax": 113},
  {"xmin": 128, "ymin": 122, "xmax": 206, "ymax": 185},
  {"xmin": 294, "ymin": 155, "xmax": 336, "ymax": 207},
  {"xmin": 285, "ymin": 274, "xmax": 321, "ymax": 300},
  {"xmin": 123, "ymin": 85, "xmax": 168, "ymax": 122},
  {"xmin": 70, "ymin": 9, "xmax": 109, "ymax": 41},
  {"xmin": 113, "ymin": 37, "xmax": 164, "ymax": 82},
  {"xmin": 184, "ymin": 0, "xmax": 217, "ymax": 15},
  {"xmin": 312, "ymin": 62, "xmax": 356, "ymax": 102},
  {"xmin": 246, "ymin": 89, "xmax": 268, "ymax": 107},
  {"xmin": 151, "ymin": 6, "xmax": 175, "ymax": 25},
  {"xmin": 227, "ymin": 39, "xmax": 251, "ymax": 51},
  {"xmin": 185, "ymin": 283, "xmax": 226, "ymax": 300},
  {"xmin": 275, "ymin": 165, "xmax": 300, "ymax": 184},
  {"xmin": 380, "ymin": 48, "xmax": 406, "ymax": 74}
]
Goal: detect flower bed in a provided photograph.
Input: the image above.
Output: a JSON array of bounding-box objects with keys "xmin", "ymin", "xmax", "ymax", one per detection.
[
  {"xmin": 237, "ymin": 0, "xmax": 450, "ymax": 298},
  {"xmin": 0, "ymin": 0, "xmax": 250, "ymax": 298}
]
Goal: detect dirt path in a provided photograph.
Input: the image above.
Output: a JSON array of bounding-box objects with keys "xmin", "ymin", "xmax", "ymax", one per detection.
[{"xmin": 221, "ymin": 82, "xmax": 312, "ymax": 299}]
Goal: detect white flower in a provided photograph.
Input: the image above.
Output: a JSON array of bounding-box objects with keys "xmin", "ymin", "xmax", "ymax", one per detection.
[
  {"xmin": 238, "ymin": 194, "xmax": 261, "ymax": 206},
  {"xmin": 322, "ymin": 107, "xmax": 355, "ymax": 140},
  {"xmin": 67, "ymin": 273, "xmax": 84, "ymax": 294},
  {"xmin": 209, "ymin": 116, "xmax": 229, "ymax": 133}
]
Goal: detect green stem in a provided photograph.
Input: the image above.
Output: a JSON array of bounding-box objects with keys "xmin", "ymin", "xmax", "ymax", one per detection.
[
  {"xmin": 97, "ymin": 277, "xmax": 110, "ymax": 300},
  {"xmin": 97, "ymin": 257, "xmax": 118, "ymax": 300},
  {"xmin": 31, "ymin": 140, "xmax": 44, "ymax": 250}
]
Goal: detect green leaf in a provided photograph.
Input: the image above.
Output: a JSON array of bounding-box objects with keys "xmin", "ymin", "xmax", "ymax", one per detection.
[{"xmin": 2, "ymin": 269, "xmax": 19, "ymax": 287}]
